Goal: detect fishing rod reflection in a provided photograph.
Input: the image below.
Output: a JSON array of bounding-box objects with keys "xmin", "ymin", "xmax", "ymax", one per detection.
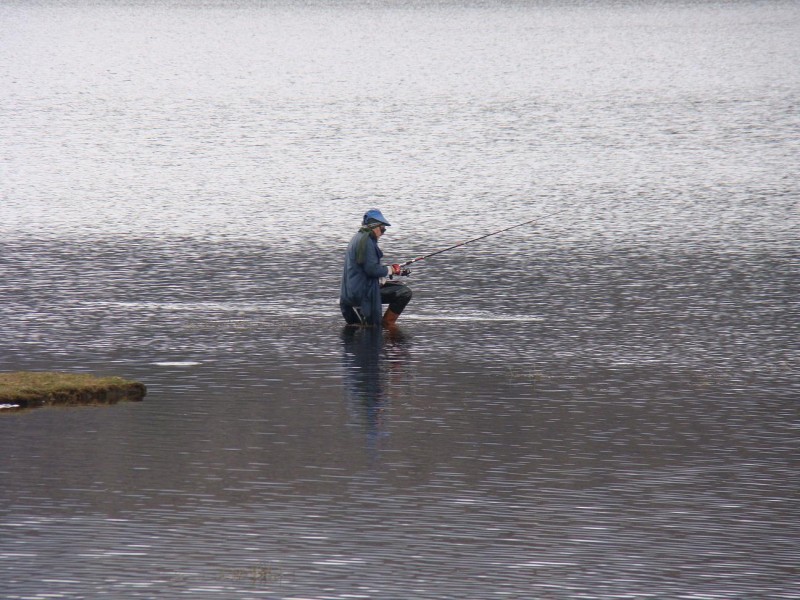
[{"xmin": 340, "ymin": 326, "xmax": 413, "ymax": 453}]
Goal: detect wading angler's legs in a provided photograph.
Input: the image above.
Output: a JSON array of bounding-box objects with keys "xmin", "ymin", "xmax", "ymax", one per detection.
[{"xmin": 380, "ymin": 282, "xmax": 412, "ymax": 326}]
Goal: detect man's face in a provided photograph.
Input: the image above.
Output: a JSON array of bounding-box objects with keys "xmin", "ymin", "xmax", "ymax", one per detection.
[{"xmin": 373, "ymin": 224, "xmax": 386, "ymax": 238}]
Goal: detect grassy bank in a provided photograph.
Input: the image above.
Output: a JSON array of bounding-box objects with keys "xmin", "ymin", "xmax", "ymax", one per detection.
[{"xmin": 0, "ymin": 372, "xmax": 146, "ymax": 411}]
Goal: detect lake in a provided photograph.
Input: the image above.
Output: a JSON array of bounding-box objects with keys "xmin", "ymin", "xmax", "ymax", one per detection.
[{"xmin": 1, "ymin": 0, "xmax": 798, "ymax": 598}]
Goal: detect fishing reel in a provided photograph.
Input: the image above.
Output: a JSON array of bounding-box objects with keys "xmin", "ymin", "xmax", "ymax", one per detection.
[{"xmin": 388, "ymin": 267, "xmax": 412, "ymax": 280}]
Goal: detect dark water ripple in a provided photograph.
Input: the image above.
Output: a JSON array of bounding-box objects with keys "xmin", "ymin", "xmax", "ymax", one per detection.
[{"xmin": 1, "ymin": 233, "xmax": 798, "ymax": 598}]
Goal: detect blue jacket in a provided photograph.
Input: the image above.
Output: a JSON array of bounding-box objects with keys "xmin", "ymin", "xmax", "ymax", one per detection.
[{"xmin": 340, "ymin": 229, "xmax": 389, "ymax": 325}]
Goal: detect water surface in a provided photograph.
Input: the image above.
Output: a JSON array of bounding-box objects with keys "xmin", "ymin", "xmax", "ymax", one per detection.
[{"xmin": 1, "ymin": 1, "xmax": 798, "ymax": 598}]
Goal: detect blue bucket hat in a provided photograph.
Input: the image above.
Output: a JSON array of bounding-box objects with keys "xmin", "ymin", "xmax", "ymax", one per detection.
[{"xmin": 362, "ymin": 208, "xmax": 391, "ymax": 227}]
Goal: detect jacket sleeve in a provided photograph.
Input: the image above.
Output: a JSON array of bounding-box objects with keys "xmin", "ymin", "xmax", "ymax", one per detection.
[{"xmin": 361, "ymin": 239, "xmax": 389, "ymax": 279}]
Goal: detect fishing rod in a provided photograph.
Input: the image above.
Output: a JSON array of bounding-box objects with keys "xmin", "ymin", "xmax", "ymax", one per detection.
[{"xmin": 399, "ymin": 209, "xmax": 567, "ymax": 269}]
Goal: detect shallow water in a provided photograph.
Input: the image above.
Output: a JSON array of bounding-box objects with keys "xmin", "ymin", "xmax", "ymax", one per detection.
[{"xmin": 1, "ymin": 0, "xmax": 799, "ymax": 598}]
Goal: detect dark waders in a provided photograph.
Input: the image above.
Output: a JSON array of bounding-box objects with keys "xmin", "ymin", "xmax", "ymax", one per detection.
[
  {"xmin": 380, "ymin": 280, "xmax": 412, "ymax": 316},
  {"xmin": 345, "ymin": 281, "xmax": 412, "ymax": 326}
]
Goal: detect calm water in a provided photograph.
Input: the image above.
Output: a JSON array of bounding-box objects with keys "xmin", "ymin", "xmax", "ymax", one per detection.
[{"xmin": 1, "ymin": 1, "xmax": 798, "ymax": 598}]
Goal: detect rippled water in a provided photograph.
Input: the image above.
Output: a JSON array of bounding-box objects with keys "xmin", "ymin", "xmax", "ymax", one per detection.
[{"xmin": 1, "ymin": 1, "xmax": 799, "ymax": 598}]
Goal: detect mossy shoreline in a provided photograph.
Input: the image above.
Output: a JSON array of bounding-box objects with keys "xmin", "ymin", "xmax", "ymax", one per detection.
[{"xmin": 0, "ymin": 372, "xmax": 146, "ymax": 411}]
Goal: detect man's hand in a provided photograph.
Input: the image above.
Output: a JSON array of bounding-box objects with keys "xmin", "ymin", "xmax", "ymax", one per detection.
[{"xmin": 390, "ymin": 264, "xmax": 402, "ymax": 276}]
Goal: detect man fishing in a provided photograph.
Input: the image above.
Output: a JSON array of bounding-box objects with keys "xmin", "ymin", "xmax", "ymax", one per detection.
[{"xmin": 340, "ymin": 209, "xmax": 412, "ymax": 328}]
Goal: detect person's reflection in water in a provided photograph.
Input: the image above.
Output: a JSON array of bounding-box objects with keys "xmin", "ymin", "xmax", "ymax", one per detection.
[{"xmin": 341, "ymin": 326, "xmax": 411, "ymax": 457}]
